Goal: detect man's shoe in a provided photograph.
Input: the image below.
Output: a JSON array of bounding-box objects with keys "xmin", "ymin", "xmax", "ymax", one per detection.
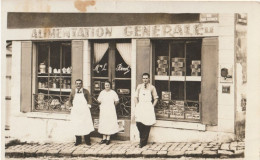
[
  {"xmin": 99, "ymin": 139, "xmax": 106, "ymax": 144},
  {"xmin": 106, "ymin": 140, "xmax": 110, "ymax": 145},
  {"xmin": 84, "ymin": 135, "xmax": 91, "ymax": 146},
  {"xmin": 75, "ymin": 136, "xmax": 82, "ymax": 146},
  {"xmin": 139, "ymin": 143, "xmax": 144, "ymax": 148}
]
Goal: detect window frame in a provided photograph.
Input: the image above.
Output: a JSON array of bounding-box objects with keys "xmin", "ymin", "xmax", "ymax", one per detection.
[
  {"xmin": 33, "ymin": 41, "xmax": 72, "ymax": 113},
  {"xmin": 152, "ymin": 39, "xmax": 202, "ymax": 122}
]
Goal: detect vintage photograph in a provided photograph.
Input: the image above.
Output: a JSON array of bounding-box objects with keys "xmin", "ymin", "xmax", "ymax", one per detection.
[{"xmin": 2, "ymin": 1, "xmax": 260, "ymax": 160}]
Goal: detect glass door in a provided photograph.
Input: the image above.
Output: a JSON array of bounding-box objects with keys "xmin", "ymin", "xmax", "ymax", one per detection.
[{"xmin": 91, "ymin": 41, "xmax": 132, "ymax": 119}]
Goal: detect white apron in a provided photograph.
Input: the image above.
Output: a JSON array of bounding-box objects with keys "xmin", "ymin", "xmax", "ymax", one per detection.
[
  {"xmin": 70, "ymin": 91, "xmax": 94, "ymax": 136},
  {"xmin": 135, "ymin": 88, "xmax": 156, "ymax": 126}
]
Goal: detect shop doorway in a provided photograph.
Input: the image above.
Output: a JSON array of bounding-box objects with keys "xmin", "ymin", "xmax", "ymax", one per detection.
[{"xmin": 90, "ymin": 40, "xmax": 132, "ymax": 140}]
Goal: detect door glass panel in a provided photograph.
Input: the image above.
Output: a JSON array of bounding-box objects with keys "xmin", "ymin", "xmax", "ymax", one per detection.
[
  {"xmin": 115, "ymin": 49, "xmax": 131, "ymax": 78},
  {"xmin": 93, "ymin": 51, "xmax": 109, "ymax": 78}
]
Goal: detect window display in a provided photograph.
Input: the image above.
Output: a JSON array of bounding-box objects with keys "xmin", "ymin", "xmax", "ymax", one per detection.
[
  {"xmin": 34, "ymin": 42, "xmax": 72, "ymax": 113},
  {"xmin": 154, "ymin": 40, "xmax": 202, "ymax": 122}
]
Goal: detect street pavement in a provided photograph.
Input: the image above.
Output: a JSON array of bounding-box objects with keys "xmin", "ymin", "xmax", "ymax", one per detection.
[{"xmin": 5, "ymin": 138, "xmax": 244, "ymax": 159}]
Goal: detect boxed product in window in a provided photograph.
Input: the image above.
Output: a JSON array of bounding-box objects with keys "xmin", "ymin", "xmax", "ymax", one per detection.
[
  {"xmin": 158, "ymin": 56, "xmax": 168, "ymax": 60},
  {"xmin": 94, "ymin": 81, "xmax": 101, "ymax": 91},
  {"xmin": 157, "ymin": 110, "xmax": 164, "ymax": 115},
  {"xmin": 162, "ymin": 91, "xmax": 171, "ymax": 101},
  {"xmin": 172, "ymin": 57, "xmax": 185, "ymax": 62},
  {"xmin": 173, "ymin": 67, "xmax": 185, "ymax": 72},
  {"xmin": 192, "ymin": 113, "xmax": 200, "ymax": 119},
  {"xmin": 169, "ymin": 105, "xmax": 176, "ymax": 110},
  {"xmin": 185, "ymin": 113, "xmax": 193, "ymax": 119},
  {"xmin": 185, "ymin": 106, "xmax": 199, "ymax": 112},
  {"xmin": 191, "ymin": 60, "xmax": 201, "ymax": 65},
  {"xmin": 191, "ymin": 72, "xmax": 201, "ymax": 76},
  {"xmin": 170, "ymin": 112, "xmax": 184, "ymax": 119},
  {"xmin": 176, "ymin": 100, "xmax": 185, "ymax": 106},
  {"xmin": 171, "ymin": 71, "xmax": 184, "ymax": 76},
  {"xmin": 191, "ymin": 68, "xmax": 201, "ymax": 72},
  {"xmin": 157, "ymin": 59, "xmax": 168, "ymax": 65},
  {"xmin": 156, "ymin": 68, "xmax": 168, "ymax": 72},
  {"xmin": 157, "ymin": 71, "xmax": 168, "ymax": 76},
  {"xmin": 158, "ymin": 64, "xmax": 169, "ymax": 68},
  {"xmin": 172, "ymin": 62, "xmax": 184, "ymax": 67},
  {"xmin": 191, "ymin": 64, "xmax": 201, "ymax": 69}
]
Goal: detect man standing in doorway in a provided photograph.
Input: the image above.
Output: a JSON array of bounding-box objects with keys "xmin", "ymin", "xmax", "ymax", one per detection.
[
  {"xmin": 134, "ymin": 73, "xmax": 158, "ymax": 148},
  {"xmin": 69, "ymin": 79, "xmax": 94, "ymax": 146}
]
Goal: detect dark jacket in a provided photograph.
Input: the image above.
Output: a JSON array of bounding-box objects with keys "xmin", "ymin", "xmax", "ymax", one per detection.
[{"xmin": 68, "ymin": 88, "xmax": 92, "ymax": 107}]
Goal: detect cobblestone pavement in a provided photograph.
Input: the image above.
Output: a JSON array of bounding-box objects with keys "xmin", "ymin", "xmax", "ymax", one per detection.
[
  {"xmin": 5, "ymin": 140, "xmax": 244, "ymax": 159},
  {"xmin": 5, "ymin": 157, "xmax": 245, "ymax": 160}
]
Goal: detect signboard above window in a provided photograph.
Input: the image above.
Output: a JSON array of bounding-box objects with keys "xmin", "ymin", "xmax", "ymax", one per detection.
[
  {"xmin": 6, "ymin": 23, "xmax": 219, "ymax": 40},
  {"xmin": 200, "ymin": 14, "xmax": 219, "ymax": 23}
]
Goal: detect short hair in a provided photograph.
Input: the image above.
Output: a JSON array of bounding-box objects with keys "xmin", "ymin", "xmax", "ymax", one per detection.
[
  {"xmin": 104, "ymin": 80, "xmax": 112, "ymax": 87},
  {"xmin": 142, "ymin": 73, "xmax": 150, "ymax": 78},
  {"xmin": 75, "ymin": 79, "xmax": 83, "ymax": 84}
]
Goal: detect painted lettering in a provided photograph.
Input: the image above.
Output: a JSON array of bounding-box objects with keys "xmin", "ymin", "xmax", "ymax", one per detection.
[
  {"xmin": 77, "ymin": 28, "xmax": 85, "ymax": 37},
  {"xmin": 194, "ymin": 24, "xmax": 203, "ymax": 35},
  {"xmin": 71, "ymin": 28, "xmax": 77, "ymax": 37},
  {"xmin": 63, "ymin": 29, "xmax": 70, "ymax": 38},
  {"xmin": 32, "ymin": 29, "xmax": 37, "ymax": 38},
  {"xmin": 162, "ymin": 25, "xmax": 172, "ymax": 36},
  {"xmin": 105, "ymin": 28, "xmax": 112, "ymax": 37},
  {"xmin": 84, "ymin": 28, "xmax": 90, "ymax": 37},
  {"xmin": 135, "ymin": 26, "xmax": 142, "ymax": 36},
  {"xmin": 93, "ymin": 63, "xmax": 108, "ymax": 73},
  {"xmin": 91, "ymin": 28, "xmax": 95, "ymax": 37},
  {"xmin": 152, "ymin": 25, "xmax": 160, "ymax": 37},
  {"xmin": 184, "ymin": 24, "xmax": 192, "ymax": 36},
  {"xmin": 56, "ymin": 29, "xmax": 62, "ymax": 38},
  {"xmin": 143, "ymin": 26, "xmax": 150, "ymax": 37},
  {"xmin": 116, "ymin": 63, "xmax": 130, "ymax": 75},
  {"xmin": 124, "ymin": 27, "xmax": 133, "ymax": 37},
  {"xmin": 48, "ymin": 29, "xmax": 56, "ymax": 38},
  {"xmin": 96, "ymin": 28, "xmax": 104, "ymax": 37},
  {"xmin": 173, "ymin": 25, "xmax": 183, "ymax": 35}
]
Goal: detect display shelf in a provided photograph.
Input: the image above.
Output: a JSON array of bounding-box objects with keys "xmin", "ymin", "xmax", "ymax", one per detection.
[
  {"xmin": 170, "ymin": 76, "xmax": 185, "ymax": 81},
  {"xmin": 92, "ymin": 77, "xmax": 109, "ymax": 79},
  {"xmin": 38, "ymin": 73, "xmax": 71, "ymax": 78},
  {"xmin": 38, "ymin": 88, "xmax": 71, "ymax": 92},
  {"xmin": 186, "ymin": 76, "xmax": 201, "ymax": 81},
  {"xmin": 114, "ymin": 78, "xmax": 131, "ymax": 80},
  {"xmin": 155, "ymin": 75, "xmax": 201, "ymax": 81},
  {"xmin": 38, "ymin": 76, "xmax": 71, "ymax": 78},
  {"xmin": 154, "ymin": 75, "xmax": 170, "ymax": 81}
]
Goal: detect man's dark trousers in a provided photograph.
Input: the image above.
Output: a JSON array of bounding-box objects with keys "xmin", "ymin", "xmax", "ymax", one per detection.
[{"xmin": 136, "ymin": 122, "xmax": 151, "ymax": 146}]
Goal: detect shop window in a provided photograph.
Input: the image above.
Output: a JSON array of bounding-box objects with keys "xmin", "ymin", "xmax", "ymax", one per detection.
[
  {"xmin": 154, "ymin": 40, "xmax": 202, "ymax": 122},
  {"xmin": 33, "ymin": 42, "xmax": 72, "ymax": 113}
]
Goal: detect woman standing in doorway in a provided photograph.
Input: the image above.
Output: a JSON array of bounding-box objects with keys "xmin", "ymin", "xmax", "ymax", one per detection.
[{"xmin": 97, "ymin": 81, "xmax": 119, "ymax": 145}]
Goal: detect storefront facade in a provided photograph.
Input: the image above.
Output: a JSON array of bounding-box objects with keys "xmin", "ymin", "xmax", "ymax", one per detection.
[{"xmin": 6, "ymin": 13, "xmax": 247, "ymax": 143}]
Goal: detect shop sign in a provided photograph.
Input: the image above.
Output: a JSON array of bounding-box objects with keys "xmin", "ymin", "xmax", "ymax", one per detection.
[
  {"xmin": 236, "ymin": 13, "xmax": 247, "ymax": 25},
  {"xmin": 222, "ymin": 85, "xmax": 230, "ymax": 94},
  {"xmin": 26, "ymin": 23, "xmax": 217, "ymax": 40},
  {"xmin": 200, "ymin": 14, "xmax": 219, "ymax": 22}
]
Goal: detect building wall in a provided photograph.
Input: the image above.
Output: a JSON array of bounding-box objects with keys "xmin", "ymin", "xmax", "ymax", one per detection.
[
  {"xmin": 217, "ymin": 14, "xmax": 235, "ymax": 133},
  {"xmin": 3, "ymin": 2, "xmax": 238, "ymax": 142},
  {"xmin": 9, "ymin": 13, "xmax": 238, "ymax": 142}
]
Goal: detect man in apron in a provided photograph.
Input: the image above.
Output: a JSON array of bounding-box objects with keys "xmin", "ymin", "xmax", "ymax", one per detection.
[
  {"xmin": 69, "ymin": 79, "xmax": 94, "ymax": 146},
  {"xmin": 134, "ymin": 73, "xmax": 158, "ymax": 148}
]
